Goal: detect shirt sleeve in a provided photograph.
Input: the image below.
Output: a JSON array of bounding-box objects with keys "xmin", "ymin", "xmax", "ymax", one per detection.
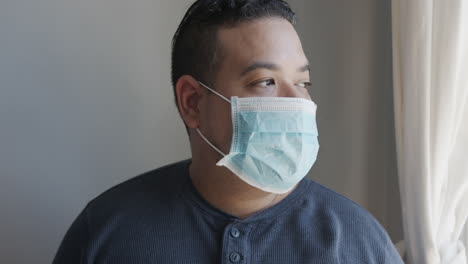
[{"xmin": 53, "ymin": 207, "xmax": 90, "ymax": 264}]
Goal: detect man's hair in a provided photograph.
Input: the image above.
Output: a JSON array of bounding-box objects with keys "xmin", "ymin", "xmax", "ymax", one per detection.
[{"xmin": 171, "ymin": 0, "xmax": 296, "ymax": 109}]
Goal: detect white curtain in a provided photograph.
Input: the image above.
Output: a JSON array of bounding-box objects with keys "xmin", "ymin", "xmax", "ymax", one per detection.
[{"xmin": 391, "ymin": 0, "xmax": 468, "ymax": 263}]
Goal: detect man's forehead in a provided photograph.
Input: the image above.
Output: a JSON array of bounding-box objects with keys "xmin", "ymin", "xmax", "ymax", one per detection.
[{"xmin": 216, "ymin": 18, "xmax": 307, "ymax": 72}]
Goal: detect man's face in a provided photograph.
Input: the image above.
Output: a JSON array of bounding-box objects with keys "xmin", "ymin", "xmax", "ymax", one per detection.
[{"xmin": 197, "ymin": 17, "xmax": 311, "ymax": 154}]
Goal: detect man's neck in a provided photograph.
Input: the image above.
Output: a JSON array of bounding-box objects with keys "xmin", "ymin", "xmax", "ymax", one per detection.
[{"xmin": 189, "ymin": 158, "xmax": 296, "ymax": 219}]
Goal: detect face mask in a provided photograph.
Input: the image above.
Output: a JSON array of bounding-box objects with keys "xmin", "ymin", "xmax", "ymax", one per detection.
[{"xmin": 196, "ymin": 82, "xmax": 319, "ymax": 194}]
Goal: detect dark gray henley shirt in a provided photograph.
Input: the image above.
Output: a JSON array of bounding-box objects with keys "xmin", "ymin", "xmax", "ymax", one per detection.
[{"xmin": 53, "ymin": 159, "xmax": 403, "ymax": 264}]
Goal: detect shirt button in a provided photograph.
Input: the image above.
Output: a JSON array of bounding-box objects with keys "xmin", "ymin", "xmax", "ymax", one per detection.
[
  {"xmin": 229, "ymin": 252, "xmax": 242, "ymax": 263},
  {"xmin": 230, "ymin": 227, "xmax": 240, "ymax": 238}
]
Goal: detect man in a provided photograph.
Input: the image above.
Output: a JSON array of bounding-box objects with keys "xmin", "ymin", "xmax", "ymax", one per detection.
[{"xmin": 54, "ymin": 0, "xmax": 403, "ymax": 263}]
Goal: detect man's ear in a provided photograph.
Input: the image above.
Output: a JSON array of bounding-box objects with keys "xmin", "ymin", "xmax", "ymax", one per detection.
[{"xmin": 175, "ymin": 75, "xmax": 204, "ymax": 129}]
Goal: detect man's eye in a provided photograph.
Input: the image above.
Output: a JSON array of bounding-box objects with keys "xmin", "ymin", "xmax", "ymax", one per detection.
[
  {"xmin": 256, "ymin": 79, "xmax": 276, "ymax": 88},
  {"xmin": 298, "ymin": 81, "xmax": 312, "ymax": 88}
]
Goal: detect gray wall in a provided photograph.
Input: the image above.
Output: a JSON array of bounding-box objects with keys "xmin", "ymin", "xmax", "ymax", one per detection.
[
  {"xmin": 0, "ymin": 1, "xmax": 192, "ymax": 263},
  {"xmin": 0, "ymin": 0, "xmax": 402, "ymax": 263}
]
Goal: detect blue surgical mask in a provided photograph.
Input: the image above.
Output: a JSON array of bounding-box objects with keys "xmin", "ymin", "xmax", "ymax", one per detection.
[{"xmin": 196, "ymin": 82, "xmax": 319, "ymax": 194}]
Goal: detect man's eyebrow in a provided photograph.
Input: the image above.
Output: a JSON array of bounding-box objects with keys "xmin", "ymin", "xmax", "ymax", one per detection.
[
  {"xmin": 240, "ymin": 62, "xmax": 310, "ymax": 76},
  {"xmin": 240, "ymin": 62, "xmax": 280, "ymax": 76}
]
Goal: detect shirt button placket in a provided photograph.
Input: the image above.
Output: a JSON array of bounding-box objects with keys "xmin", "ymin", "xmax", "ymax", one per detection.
[
  {"xmin": 223, "ymin": 223, "xmax": 249, "ymax": 264},
  {"xmin": 229, "ymin": 227, "xmax": 242, "ymax": 263}
]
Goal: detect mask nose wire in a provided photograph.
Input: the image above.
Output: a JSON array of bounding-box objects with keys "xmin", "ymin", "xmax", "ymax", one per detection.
[{"xmin": 196, "ymin": 81, "xmax": 230, "ymax": 157}]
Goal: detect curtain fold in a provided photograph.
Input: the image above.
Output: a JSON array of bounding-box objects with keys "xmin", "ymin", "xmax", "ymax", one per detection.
[{"xmin": 391, "ymin": 0, "xmax": 468, "ymax": 263}]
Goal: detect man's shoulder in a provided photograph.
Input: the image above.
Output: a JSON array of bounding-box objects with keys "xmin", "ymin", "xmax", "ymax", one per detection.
[
  {"xmin": 301, "ymin": 178, "xmax": 391, "ymax": 241},
  {"xmin": 302, "ymin": 178, "xmax": 375, "ymax": 215},
  {"xmin": 84, "ymin": 159, "xmax": 191, "ymax": 219},
  {"xmin": 288, "ymin": 179, "xmax": 402, "ymax": 263}
]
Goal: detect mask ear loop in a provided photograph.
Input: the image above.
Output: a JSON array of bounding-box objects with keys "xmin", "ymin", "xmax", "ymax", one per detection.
[
  {"xmin": 198, "ymin": 82, "xmax": 231, "ymax": 104},
  {"xmin": 196, "ymin": 81, "xmax": 231, "ymax": 157},
  {"xmin": 196, "ymin": 128, "xmax": 226, "ymax": 157}
]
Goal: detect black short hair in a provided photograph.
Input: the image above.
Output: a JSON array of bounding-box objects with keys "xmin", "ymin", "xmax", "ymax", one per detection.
[{"xmin": 171, "ymin": 0, "xmax": 296, "ymax": 109}]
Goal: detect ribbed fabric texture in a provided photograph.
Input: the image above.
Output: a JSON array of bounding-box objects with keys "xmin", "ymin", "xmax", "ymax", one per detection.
[{"xmin": 53, "ymin": 159, "xmax": 403, "ymax": 264}]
